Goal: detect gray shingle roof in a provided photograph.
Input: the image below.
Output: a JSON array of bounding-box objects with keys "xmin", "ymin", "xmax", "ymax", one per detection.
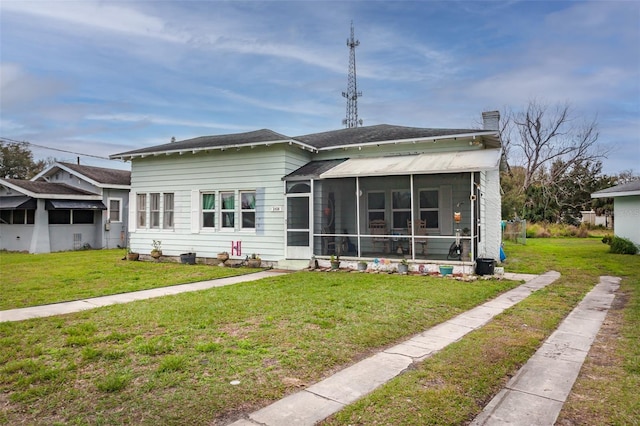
[
  {"xmin": 112, "ymin": 129, "xmax": 292, "ymax": 157},
  {"xmin": 293, "ymin": 125, "xmax": 482, "ymax": 148},
  {"xmin": 58, "ymin": 162, "xmax": 131, "ymax": 186},
  {"xmin": 283, "ymin": 159, "xmax": 348, "ymax": 181},
  {"xmin": 111, "ymin": 125, "xmax": 498, "ymax": 159},
  {"xmin": 592, "ymin": 179, "xmax": 640, "ymax": 196},
  {"xmin": 2, "ymin": 179, "xmax": 99, "ymax": 196}
]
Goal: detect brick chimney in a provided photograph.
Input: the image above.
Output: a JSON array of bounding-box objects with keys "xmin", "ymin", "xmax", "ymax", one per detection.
[{"xmin": 482, "ymin": 111, "xmax": 500, "ymax": 131}]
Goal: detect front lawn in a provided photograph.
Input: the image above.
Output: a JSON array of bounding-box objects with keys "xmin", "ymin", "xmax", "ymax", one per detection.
[
  {"xmin": 0, "ymin": 249, "xmax": 254, "ymax": 309},
  {"xmin": 0, "ymin": 270, "xmax": 519, "ymax": 425}
]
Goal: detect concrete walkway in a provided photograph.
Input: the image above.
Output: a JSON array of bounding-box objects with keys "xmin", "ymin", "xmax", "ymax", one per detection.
[
  {"xmin": 471, "ymin": 275, "xmax": 620, "ymax": 425},
  {"xmin": 0, "ymin": 270, "xmax": 287, "ymax": 322},
  {"xmin": 228, "ymin": 271, "xmax": 560, "ymax": 426}
]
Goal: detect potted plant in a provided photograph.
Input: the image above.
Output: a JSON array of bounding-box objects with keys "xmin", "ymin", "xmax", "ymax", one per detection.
[
  {"xmin": 150, "ymin": 240, "xmax": 162, "ymax": 259},
  {"xmin": 180, "ymin": 252, "xmax": 196, "ymax": 264},
  {"xmin": 247, "ymin": 253, "xmax": 261, "ymax": 268},
  {"xmin": 217, "ymin": 251, "xmax": 229, "ymax": 262},
  {"xmin": 330, "ymin": 254, "xmax": 340, "ymax": 270},
  {"xmin": 398, "ymin": 258, "xmax": 409, "ymax": 274},
  {"xmin": 357, "ymin": 260, "xmax": 367, "ymax": 271},
  {"xmin": 126, "ymin": 248, "xmax": 139, "ymax": 261},
  {"xmin": 439, "ymin": 265, "xmax": 454, "ymax": 276}
]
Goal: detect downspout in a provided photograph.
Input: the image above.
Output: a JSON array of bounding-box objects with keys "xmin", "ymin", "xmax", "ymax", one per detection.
[
  {"xmin": 470, "ymin": 172, "xmax": 475, "ymax": 262},
  {"xmin": 356, "ymin": 177, "xmax": 361, "ymax": 258},
  {"xmin": 410, "ymin": 174, "xmax": 415, "ymax": 260}
]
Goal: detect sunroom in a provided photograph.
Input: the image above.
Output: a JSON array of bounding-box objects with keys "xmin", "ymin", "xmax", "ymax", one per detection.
[{"xmin": 283, "ymin": 148, "xmax": 502, "ymax": 265}]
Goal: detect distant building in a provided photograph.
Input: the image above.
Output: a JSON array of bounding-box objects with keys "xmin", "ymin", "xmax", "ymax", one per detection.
[
  {"xmin": 0, "ymin": 162, "xmax": 130, "ymax": 253},
  {"xmin": 591, "ymin": 180, "xmax": 640, "ymax": 248}
]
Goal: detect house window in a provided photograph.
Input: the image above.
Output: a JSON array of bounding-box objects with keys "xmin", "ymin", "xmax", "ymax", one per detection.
[
  {"xmin": 392, "ymin": 190, "xmax": 411, "ymax": 229},
  {"xmin": 137, "ymin": 193, "xmax": 147, "ymax": 228},
  {"xmin": 108, "ymin": 198, "xmax": 121, "ymax": 222},
  {"xmin": 0, "ymin": 210, "xmax": 35, "ymax": 224},
  {"xmin": 202, "ymin": 192, "xmax": 215, "ymax": 228},
  {"xmin": 164, "ymin": 193, "xmax": 174, "ymax": 229},
  {"xmin": 241, "ymin": 191, "xmax": 256, "ymax": 229},
  {"xmin": 419, "ymin": 189, "xmax": 439, "ymax": 229},
  {"xmin": 73, "ymin": 210, "xmax": 94, "ymax": 224},
  {"xmin": 220, "ymin": 192, "xmax": 235, "ymax": 228},
  {"xmin": 367, "ymin": 191, "xmax": 385, "ymax": 224},
  {"xmin": 150, "ymin": 193, "xmax": 160, "ymax": 228},
  {"xmin": 49, "ymin": 210, "xmax": 71, "ymax": 224}
]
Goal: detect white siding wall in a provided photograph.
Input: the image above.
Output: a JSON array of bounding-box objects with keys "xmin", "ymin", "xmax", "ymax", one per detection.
[
  {"xmin": 479, "ymin": 169, "xmax": 501, "ymax": 260},
  {"xmin": 614, "ymin": 196, "xmax": 640, "ymax": 247},
  {"xmin": 128, "ymin": 146, "xmax": 311, "ymax": 260}
]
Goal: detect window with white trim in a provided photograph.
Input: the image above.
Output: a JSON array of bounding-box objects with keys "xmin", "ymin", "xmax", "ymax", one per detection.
[
  {"xmin": 367, "ymin": 191, "xmax": 385, "ymax": 224},
  {"xmin": 202, "ymin": 192, "xmax": 215, "ymax": 228},
  {"xmin": 137, "ymin": 193, "xmax": 147, "ymax": 228},
  {"xmin": 150, "ymin": 193, "xmax": 160, "ymax": 228},
  {"xmin": 220, "ymin": 191, "xmax": 235, "ymax": 228},
  {"xmin": 392, "ymin": 190, "xmax": 411, "ymax": 229},
  {"xmin": 164, "ymin": 193, "xmax": 174, "ymax": 229},
  {"xmin": 419, "ymin": 189, "xmax": 439, "ymax": 229},
  {"xmin": 240, "ymin": 191, "xmax": 256, "ymax": 229},
  {"xmin": 108, "ymin": 198, "xmax": 121, "ymax": 222}
]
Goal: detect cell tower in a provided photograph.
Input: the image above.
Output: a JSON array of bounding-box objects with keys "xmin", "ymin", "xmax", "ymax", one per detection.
[{"xmin": 342, "ymin": 21, "xmax": 363, "ymax": 128}]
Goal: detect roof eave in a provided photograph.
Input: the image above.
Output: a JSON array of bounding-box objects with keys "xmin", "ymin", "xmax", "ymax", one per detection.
[
  {"xmin": 316, "ymin": 130, "xmax": 500, "ymax": 151},
  {"xmin": 111, "ymin": 139, "xmax": 317, "ymax": 160}
]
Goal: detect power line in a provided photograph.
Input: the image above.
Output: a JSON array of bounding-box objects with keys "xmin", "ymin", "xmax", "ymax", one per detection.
[{"xmin": 0, "ymin": 136, "xmax": 120, "ymax": 161}]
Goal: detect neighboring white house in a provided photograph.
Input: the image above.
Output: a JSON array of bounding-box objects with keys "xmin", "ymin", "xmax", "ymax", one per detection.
[
  {"xmin": 0, "ymin": 162, "xmax": 131, "ymax": 253},
  {"xmin": 592, "ymin": 180, "xmax": 640, "ymax": 248},
  {"xmin": 110, "ymin": 111, "xmax": 503, "ymax": 267}
]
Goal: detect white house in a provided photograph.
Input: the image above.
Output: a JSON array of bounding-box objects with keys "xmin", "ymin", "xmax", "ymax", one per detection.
[
  {"xmin": 592, "ymin": 180, "xmax": 640, "ymax": 248},
  {"xmin": 110, "ymin": 111, "xmax": 503, "ymax": 268},
  {"xmin": 0, "ymin": 162, "xmax": 131, "ymax": 253}
]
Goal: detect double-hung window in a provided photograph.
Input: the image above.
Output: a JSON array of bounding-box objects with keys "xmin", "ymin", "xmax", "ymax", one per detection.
[
  {"xmin": 150, "ymin": 193, "xmax": 160, "ymax": 228},
  {"xmin": 220, "ymin": 192, "xmax": 235, "ymax": 228},
  {"xmin": 240, "ymin": 191, "xmax": 256, "ymax": 229},
  {"xmin": 419, "ymin": 189, "xmax": 439, "ymax": 229},
  {"xmin": 367, "ymin": 191, "xmax": 385, "ymax": 224},
  {"xmin": 163, "ymin": 193, "xmax": 174, "ymax": 229},
  {"xmin": 392, "ymin": 190, "xmax": 411, "ymax": 229},
  {"xmin": 137, "ymin": 194, "xmax": 147, "ymax": 228},
  {"xmin": 109, "ymin": 199, "xmax": 121, "ymax": 222},
  {"xmin": 202, "ymin": 193, "xmax": 216, "ymax": 228}
]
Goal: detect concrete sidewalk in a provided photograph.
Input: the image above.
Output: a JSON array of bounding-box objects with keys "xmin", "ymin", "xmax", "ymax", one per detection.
[
  {"xmin": 0, "ymin": 270, "xmax": 287, "ymax": 322},
  {"xmin": 471, "ymin": 275, "xmax": 620, "ymax": 425},
  {"xmin": 228, "ymin": 271, "xmax": 560, "ymax": 426}
]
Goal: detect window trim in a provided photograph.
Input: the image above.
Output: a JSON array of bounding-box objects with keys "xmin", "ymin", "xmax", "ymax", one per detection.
[
  {"xmin": 137, "ymin": 193, "xmax": 147, "ymax": 229},
  {"xmin": 419, "ymin": 188, "xmax": 440, "ymax": 231},
  {"xmin": 220, "ymin": 191, "xmax": 235, "ymax": 230},
  {"xmin": 240, "ymin": 190, "xmax": 256, "ymax": 230},
  {"xmin": 163, "ymin": 193, "xmax": 174, "ymax": 229},
  {"xmin": 201, "ymin": 191, "xmax": 216, "ymax": 230},
  {"xmin": 108, "ymin": 197, "xmax": 122, "ymax": 223},
  {"xmin": 150, "ymin": 193, "xmax": 161, "ymax": 229}
]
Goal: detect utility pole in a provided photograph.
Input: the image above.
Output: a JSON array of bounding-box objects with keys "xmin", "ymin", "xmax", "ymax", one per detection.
[{"xmin": 342, "ymin": 21, "xmax": 363, "ymax": 128}]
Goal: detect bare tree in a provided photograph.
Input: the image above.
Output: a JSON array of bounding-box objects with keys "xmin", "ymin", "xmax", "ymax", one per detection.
[{"xmin": 506, "ymin": 100, "xmax": 607, "ymax": 192}]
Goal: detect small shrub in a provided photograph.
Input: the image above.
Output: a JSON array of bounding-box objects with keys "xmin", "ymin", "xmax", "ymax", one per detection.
[
  {"xmin": 602, "ymin": 234, "xmax": 613, "ymax": 245},
  {"xmin": 96, "ymin": 372, "xmax": 131, "ymax": 392},
  {"xmin": 609, "ymin": 236, "xmax": 639, "ymax": 255},
  {"xmin": 157, "ymin": 355, "xmax": 187, "ymax": 373}
]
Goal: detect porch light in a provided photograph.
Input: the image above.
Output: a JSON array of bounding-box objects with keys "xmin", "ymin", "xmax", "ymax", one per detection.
[{"xmin": 454, "ymin": 212, "xmax": 461, "ymax": 223}]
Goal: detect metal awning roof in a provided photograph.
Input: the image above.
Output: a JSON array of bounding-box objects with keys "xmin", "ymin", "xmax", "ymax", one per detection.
[
  {"xmin": 0, "ymin": 196, "xmax": 36, "ymax": 210},
  {"xmin": 45, "ymin": 200, "xmax": 107, "ymax": 210},
  {"xmin": 318, "ymin": 149, "xmax": 502, "ymax": 179}
]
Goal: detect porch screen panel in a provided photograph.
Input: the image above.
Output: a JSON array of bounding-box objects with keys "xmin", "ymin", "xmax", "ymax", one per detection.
[
  {"xmin": 392, "ymin": 190, "xmax": 411, "ymax": 230},
  {"xmin": 419, "ymin": 189, "xmax": 439, "ymax": 229}
]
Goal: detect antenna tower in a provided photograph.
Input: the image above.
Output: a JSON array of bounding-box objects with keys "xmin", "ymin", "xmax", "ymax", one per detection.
[{"xmin": 342, "ymin": 21, "xmax": 362, "ymax": 128}]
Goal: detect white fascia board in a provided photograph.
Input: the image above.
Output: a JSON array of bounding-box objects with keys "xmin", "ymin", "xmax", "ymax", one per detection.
[
  {"xmin": 316, "ymin": 130, "xmax": 499, "ymax": 151},
  {"xmin": 592, "ymin": 190, "xmax": 640, "ymax": 198},
  {"xmin": 111, "ymin": 139, "xmax": 315, "ymax": 160}
]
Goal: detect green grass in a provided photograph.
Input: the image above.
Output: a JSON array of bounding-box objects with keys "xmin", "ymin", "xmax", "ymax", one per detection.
[
  {"xmin": 0, "ymin": 249, "xmax": 254, "ymax": 309},
  {"xmin": 323, "ymin": 237, "xmax": 640, "ymax": 425},
  {"xmin": 0, "ymin": 270, "xmax": 520, "ymax": 425}
]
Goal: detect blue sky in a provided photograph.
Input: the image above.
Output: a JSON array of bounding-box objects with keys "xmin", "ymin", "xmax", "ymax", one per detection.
[{"xmin": 1, "ymin": 0, "xmax": 638, "ymax": 175}]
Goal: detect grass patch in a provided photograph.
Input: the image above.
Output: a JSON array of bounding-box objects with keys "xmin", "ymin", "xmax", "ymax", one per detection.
[
  {"xmin": 0, "ymin": 270, "xmax": 519, "ymax": 425},
  {"xmin": 0, "ymin": 249, "xmax": 255, "ymax": 309},
  {"xmin": 323, "ymin": 238, "xmax": 640, "ymax": 425}
]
